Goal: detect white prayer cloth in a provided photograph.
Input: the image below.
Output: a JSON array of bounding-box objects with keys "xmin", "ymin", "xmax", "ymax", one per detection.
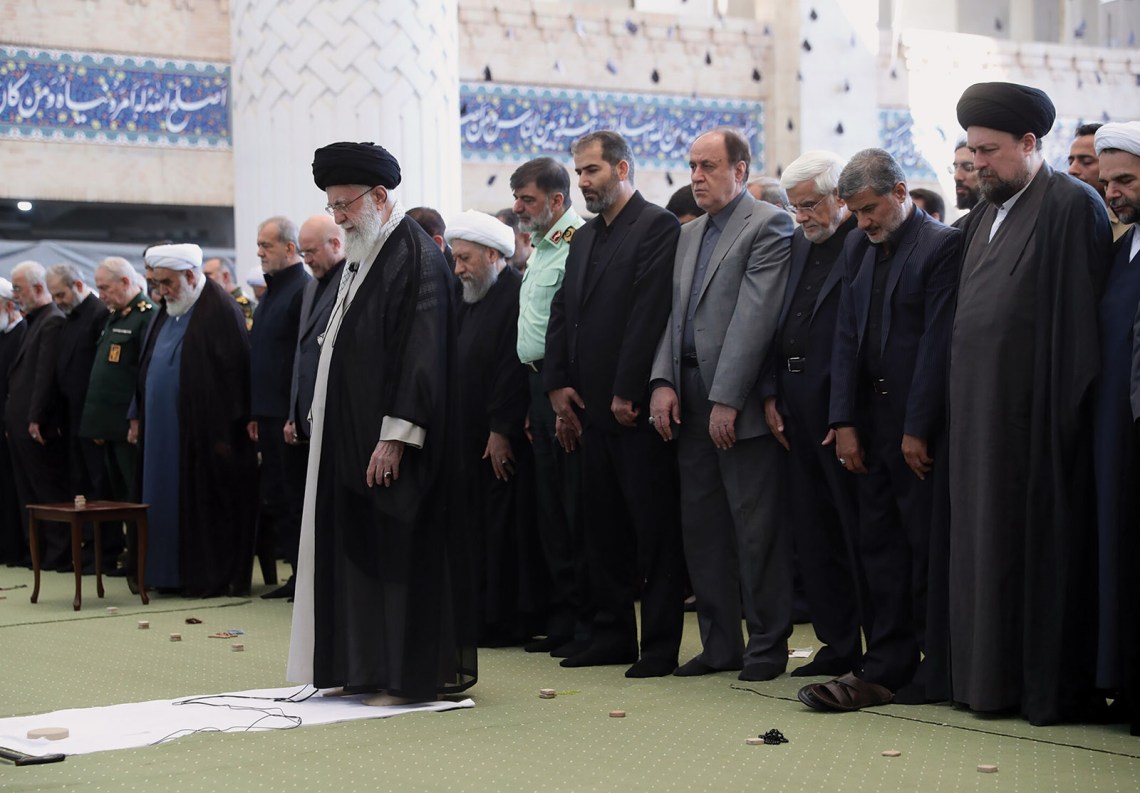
[{"xmin": 0, "ymin": 687, "xmax": 472, "ymax": 757}]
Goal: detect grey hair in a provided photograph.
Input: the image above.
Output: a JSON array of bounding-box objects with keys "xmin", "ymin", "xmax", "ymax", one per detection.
[
  {"xmin": 10, "ymin": 261, "xmax": 46, "ymax": 289},
  {"xmin": 258, "ymin": 215, "xmax": 299, "ymax": 247},
  {"xmin": 779, "ymin": 150, "xmax": 846, "ymax": 195},
  {"xmin": 748, "ymin": 176, "xmax": 790, "ymax": 210},
  {"xmin": 98, "ymin": 256, "xmax": 137, "ymax": 282},
  {"xmin": 46, "ymin": 262, "xmax": 82, "ymax": 288},
  {"xmin": 837, "ymin": 148, "xmax": 907, "ymax": 200}
]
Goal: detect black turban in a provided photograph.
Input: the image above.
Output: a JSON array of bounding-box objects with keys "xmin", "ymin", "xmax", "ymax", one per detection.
[
  {"xmin": 312, "ymin": 142, "xmax": 402, "ymax": 190},
  {"xmin": 956, "ymin": 82, "xmax": 1056, "ymax": 138}
]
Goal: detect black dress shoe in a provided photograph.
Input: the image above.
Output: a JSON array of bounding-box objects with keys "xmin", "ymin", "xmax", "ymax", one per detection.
[
  {"xmin": 739, "ymin": 662, "xmax": 785, "ymax": 682},
  {"xmin": 551, "ymin": 638, "xmax": 590, "ymax": 658},
  {"xmin": 790, "ymin": 656, "xmax": 858, "ymax": 678},
  {"xmin": 625, "ymin": 658, "xmax": 677, "ymax": 678},
  {"xmin": 261, "ymin": 578, "xmax": 295, "ymax": 600},
  {"xmin": 525, "ymin": 635, "xmax": 570, "ymax": 653},
  {"xmin": 559, "ymin": 643, "xmax": 638, "ymax": 668}
]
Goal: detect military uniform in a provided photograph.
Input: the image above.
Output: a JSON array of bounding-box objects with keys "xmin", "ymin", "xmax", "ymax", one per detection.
[
  {"xmin": 232, "ymin": 287, "xmax": 254, "ymax": 332},
  {"xmin": 80, "ymin": 291, "xmax": 155, "ymax": 577}
]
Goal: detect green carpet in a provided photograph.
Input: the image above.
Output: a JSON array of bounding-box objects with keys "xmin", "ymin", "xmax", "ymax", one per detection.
[{"xmin": 1, "ymin": 564, "xmax": 1138, "ymax": 792}]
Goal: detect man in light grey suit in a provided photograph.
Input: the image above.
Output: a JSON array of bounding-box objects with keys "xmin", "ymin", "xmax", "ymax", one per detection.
[
  {"xmin": 287, "ymin": 214, "xmax": 346, "ymax": 445},
  {"xmin": 650, "ymin": 127, "xmax": 794, "ymax": 681}
]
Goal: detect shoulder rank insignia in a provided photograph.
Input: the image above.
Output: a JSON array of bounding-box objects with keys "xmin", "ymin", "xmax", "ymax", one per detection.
[
  {"xmin": 137, "ymin": 299, "xmax": 151, "ymax": 312},
  {"xmin": 236, "ymin": 295, "xmax": 250, "ymax": 305},
  {"xmin": 562, "ymin": 226, "xmax": 576, "ymax": 243}
]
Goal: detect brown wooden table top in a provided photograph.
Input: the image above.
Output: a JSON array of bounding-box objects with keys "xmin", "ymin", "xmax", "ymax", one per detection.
[{"xmin": 26, "ymin": 501, "xmax": 150, "ymax": 516}]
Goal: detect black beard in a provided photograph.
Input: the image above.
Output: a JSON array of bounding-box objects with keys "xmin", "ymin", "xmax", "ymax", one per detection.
[
  {"xmin": 956, "ymin": 189, "xmax": 979, "ymax": 210},
  {"xmin": 979, "ymin": 175, "xmax": 1028, "ymax": 207}
]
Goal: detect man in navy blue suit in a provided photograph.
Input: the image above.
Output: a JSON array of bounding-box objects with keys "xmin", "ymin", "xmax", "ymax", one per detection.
[
  {"xmin": 797, "ymin": 148, "xmax": 959, "ymax": 712},
  {"xmin": 760, "ymin": 150, "xmax": 863, "ymax": 680}
]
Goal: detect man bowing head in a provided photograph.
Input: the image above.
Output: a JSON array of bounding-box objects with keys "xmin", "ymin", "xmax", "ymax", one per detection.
[{"xmin": 286, "ymin": 142, "xmax": 477, "ymax": 706}]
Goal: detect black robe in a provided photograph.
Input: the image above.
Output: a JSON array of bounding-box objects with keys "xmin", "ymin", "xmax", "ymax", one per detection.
[
  {"xmin": 0, "ymin": 320, "xmax": 28, "ymax": 564},
  {"xmin": 1093, "ymin": 228, "xmax": 1140, "ymax": 728},
  {"xmin": 312, "ymin": 217, "xmax": 477, "ymax": 699},
  {"xmin": 136, "ymin": 279, "xmax": 258, "ymax": 597},
  {"xmin": 946, "ymin": 165, "xmax": 1111, "ymax": 725},
  {"xmin": 455, "ymin": 267, "xmax": 546, "ymax": 644}
]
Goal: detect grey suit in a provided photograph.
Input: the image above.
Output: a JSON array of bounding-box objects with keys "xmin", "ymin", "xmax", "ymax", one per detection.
[
  {"xmin": 289, "ymin": 261, "xmax": 344, "ymax": 440},
  {"xmin": 651, "ymin": 190, "xmax": 794, "ymax": 672}
]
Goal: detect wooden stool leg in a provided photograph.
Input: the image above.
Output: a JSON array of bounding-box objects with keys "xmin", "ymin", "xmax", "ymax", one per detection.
[
  {"xmin": 29, "ymin": 514, "xmax": 41, "ymax": 604},
  {"xmin": 71, "ymin": 518, "xmax": 83, "ymax": 611},
  {"xmin": 136, "ymin": 513, "xmax": 149, "ymax": 606},
  {"xmin": 94, "ymin": 520, "xmax": 105, "ymax": 599}
]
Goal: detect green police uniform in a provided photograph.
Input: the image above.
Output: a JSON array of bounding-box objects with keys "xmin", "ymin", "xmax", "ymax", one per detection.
[{"xmin": 232, "ymin": 287, "xmax": 254, "ymax": 332}]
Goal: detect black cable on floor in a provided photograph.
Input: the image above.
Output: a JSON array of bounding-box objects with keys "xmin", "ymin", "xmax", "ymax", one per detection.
[{"xmin": 729, "ymin": 684, "xmax": 1140, "ymax": 760}]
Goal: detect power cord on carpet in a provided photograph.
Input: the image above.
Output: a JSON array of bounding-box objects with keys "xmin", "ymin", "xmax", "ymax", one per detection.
[
  {"xmin": 730, "ymin": 684, "xmax": 1140, "ymax": 760},
  {"xmin": 149, "ymin": 686, "xmax": 320, "ymax": 746}
]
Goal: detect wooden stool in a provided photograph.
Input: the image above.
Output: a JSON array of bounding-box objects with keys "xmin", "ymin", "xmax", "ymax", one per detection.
[{"xmin": 27, "ymin": 501, "xmax": 150, "ymax": 611}]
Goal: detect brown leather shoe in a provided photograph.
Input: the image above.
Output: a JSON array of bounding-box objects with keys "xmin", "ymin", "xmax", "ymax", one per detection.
[{"xmin": 797, "ymin": 672, "xmax": 893, "ymax": 712}]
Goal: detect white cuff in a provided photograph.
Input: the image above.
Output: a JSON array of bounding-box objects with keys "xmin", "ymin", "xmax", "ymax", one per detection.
[{"xmin": 380, "ymin": 416, "xmax": 426, "ymax": 449}]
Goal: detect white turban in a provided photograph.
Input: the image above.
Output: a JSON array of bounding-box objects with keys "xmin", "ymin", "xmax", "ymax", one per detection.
[
  {"xmin": 0, "ymin": 278, "xmax": 12, "ymax": 301},
  {"xmin": 246, "ymin": 270, "xmax": 266, "ymax": 288},
  {"xmin": 444, "ymin": 210, "xmax": 515, "ymax": 258},
  {"xmin": 144, "ymin": 243, "xmax": 202, "ymax": 271},
  {"xmin": 1094, "ymin": 121, "xmax": 1140, "ymax": 157}
]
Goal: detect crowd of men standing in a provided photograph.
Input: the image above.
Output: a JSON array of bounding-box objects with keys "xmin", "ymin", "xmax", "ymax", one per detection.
[{"xmin": 2, "ymin": 78, "xmax": 1139, "ymax": 730}]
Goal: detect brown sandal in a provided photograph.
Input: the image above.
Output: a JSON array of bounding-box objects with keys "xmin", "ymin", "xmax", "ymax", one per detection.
[{"xmin": 797, "ymin": 672, "xmax": 893, "ymax": 712}]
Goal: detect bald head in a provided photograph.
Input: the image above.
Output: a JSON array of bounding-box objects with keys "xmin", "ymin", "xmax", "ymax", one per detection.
[{"xmin": 298, "ymin": 214, "xmax": 346, "ymax": 279}]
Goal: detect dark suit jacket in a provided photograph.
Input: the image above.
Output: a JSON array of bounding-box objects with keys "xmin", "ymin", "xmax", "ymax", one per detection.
[
  {"xmin": 289, "ymin": 261, "xmax": 344, "ymax": 438},
  {"xmin": 55, "ymin": 293, "xmax": 108, "ymax": 433},
  {"xmin": 250, "ymin": 262, "xmax": 310, "ymax": 418},
  {"xmin": 4, "ymin": 302, "xmax": 66, "ymax": 437},
  {"xmin": 651, "ymin": 190, "xmax": 792, "ymax": 439},
  {"xmin": 759, "ymin": 219, "xmax": 857, "ymax": 425},
  {"xmin": 829, "ymin": 207, "xmax": 960, "ymax": 440},
  {"xmin": 544, "ymin": 191, "xmax": 679, "ymax": 433}
]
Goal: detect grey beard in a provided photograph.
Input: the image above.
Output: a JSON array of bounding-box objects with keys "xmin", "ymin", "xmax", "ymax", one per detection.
[
  {"xmin": 460, "ymin": 266, "xmax": 499, "ymax": 304},
  {"xmin": 343, "ymin": 206, "xmax": 383, "ymax": 266},
  {"xmin": 520, "ymin": 203, "xmax": 554, "ymax": 236}
]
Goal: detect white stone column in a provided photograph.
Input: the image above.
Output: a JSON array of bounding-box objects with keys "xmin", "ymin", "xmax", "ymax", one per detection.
[
  {"xmin": 791, "ymin": 0, "xmax": 881, "ymax": 162},
  {"xmin": 229, "ymin": 0, "xmax": 460, "ymax": 279}
]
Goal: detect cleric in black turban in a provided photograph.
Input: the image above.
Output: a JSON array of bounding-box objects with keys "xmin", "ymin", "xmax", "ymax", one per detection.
[
  {"xmin": 312, "ymin": 141, "xmax": 402, "ymax": 190},
  {"xmin": 955, "ymin": 82, "xmax": 1056, "ymax": 138}
]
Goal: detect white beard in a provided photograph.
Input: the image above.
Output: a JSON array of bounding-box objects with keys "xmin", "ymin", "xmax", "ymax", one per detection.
[
  {"xmin": 343, "ymin": 203, "xmax": 383, "ymax": 266},
  {"xmin": 166, "ymin": 272, "xmax": 206, "ymax": 317},
  {"xmin": 460, "ymin": 265, "xmax": 499, "ymax": 304}
]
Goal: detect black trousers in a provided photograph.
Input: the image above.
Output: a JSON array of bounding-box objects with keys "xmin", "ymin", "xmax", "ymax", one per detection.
[
  {"xmin": 852, "ymin": 392, "xmax": 935, "ymax": 690},
  {"xmin": 7, "ymin": 426, "xmax": 69, "ymax": 567},
  {"xmin": 528, "ymin": 370, "xmax": 587, "ymax": 639},
  {"xmin": 780, "ymin": 374, "xmax": 865, "ymax": 666},
  {"xmin": 256, "ymin": 416, "xmax": 306, "ymax": 570},
  {"xmin": 579, "ymin": 421, "xmax": 684, "ymax": 663}
]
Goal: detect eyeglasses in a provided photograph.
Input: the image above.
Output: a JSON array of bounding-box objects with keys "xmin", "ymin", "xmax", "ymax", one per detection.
[
  {"xmin": 789, "ymin": 195, "xmax": 828, "ymax": 216},
  {"xmin": 948, "ymin": 162, "xmax": 976, "ymax": 175},
  {"xmin": 324, "ymin": 187, "xmax": 374, "ymax": 217}
]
